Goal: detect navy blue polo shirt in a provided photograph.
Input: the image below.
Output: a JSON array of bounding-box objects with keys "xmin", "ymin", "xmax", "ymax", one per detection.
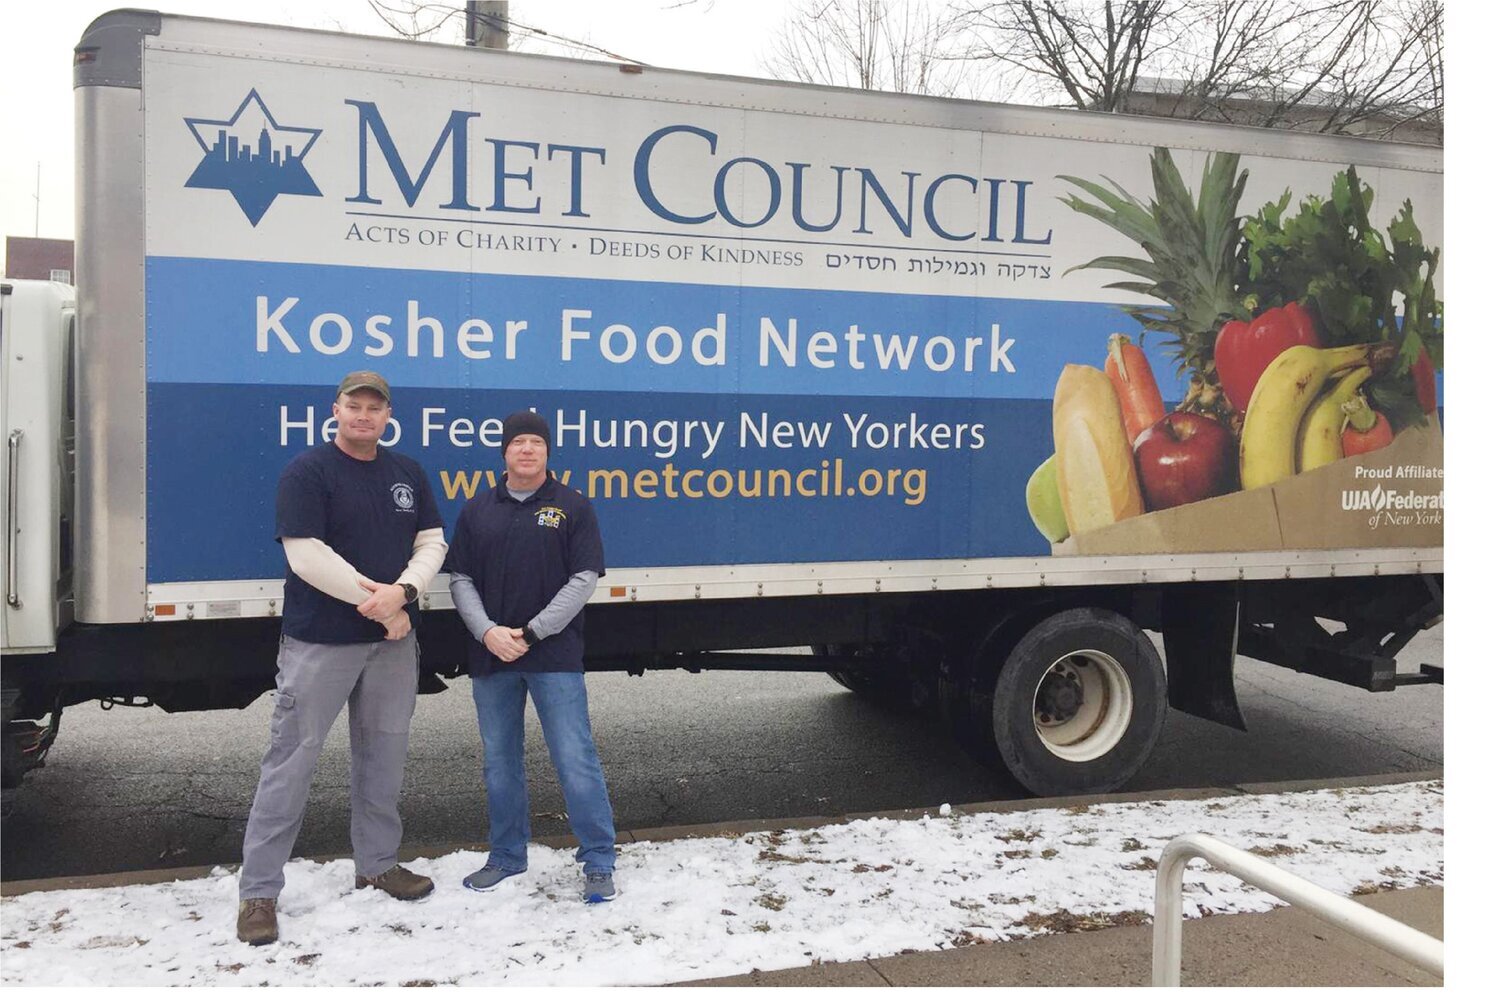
[
  {"xmin": 275, "ymin": 442, "xmax": 443, "ymax": 644},
  {"xmin": 448, "ymin": 475, "xmax": 606, "ymax": 674}
]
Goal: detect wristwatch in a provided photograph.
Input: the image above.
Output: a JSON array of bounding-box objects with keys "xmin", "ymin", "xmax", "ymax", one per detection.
[
  {"xmin": 520, "ymin": 625, "xmax": 540, "ymax": 647},
  {"xmin": 400, "ymin": 582, "xmax": 418, "ymax": 604}
]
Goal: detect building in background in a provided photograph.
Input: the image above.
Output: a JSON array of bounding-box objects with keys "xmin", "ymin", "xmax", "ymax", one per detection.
[
  {"xmin": 1118, "ymin": 78, "xmax": 1442, "ymax": 146},
  {"xmin": 4, "ymin": 236, "xmax": 74, "ymax": 283}
]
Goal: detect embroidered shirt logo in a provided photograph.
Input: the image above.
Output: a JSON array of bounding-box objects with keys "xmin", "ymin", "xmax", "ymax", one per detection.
[
  {"xmin": 391, "ymin": 483, "xmax": 416, "ymax": 511},
  {"xmin": 536, "ymin": 506, "xmax": 566, "ymax": 529}
]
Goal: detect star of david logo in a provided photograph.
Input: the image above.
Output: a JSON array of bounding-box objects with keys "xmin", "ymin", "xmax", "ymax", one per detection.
[{"xmin": 183, "ymin": 90, "xmax": 322, "ymax": 226}]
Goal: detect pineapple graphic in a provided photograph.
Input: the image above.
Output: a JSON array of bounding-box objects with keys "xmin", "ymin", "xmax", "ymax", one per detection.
[{"xmin": 1059, "ymin": 148, "xmax": 1250, "ymax": 430}]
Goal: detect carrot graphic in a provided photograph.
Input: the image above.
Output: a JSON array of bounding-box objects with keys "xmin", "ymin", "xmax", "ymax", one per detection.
[{"xmin": 1105, "ymin": 333, "xmax": 1166, "ymax": 446}]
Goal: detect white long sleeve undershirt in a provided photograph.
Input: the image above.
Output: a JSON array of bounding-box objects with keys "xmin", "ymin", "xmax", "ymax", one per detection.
[{"xmin": 282, "ymin": 527, "xmax": 448, "ymax": 606}]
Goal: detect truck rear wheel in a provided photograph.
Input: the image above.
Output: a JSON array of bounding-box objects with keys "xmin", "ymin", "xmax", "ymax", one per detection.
[{"xmin": 971, "ymin": 608, "xmax": 1167, "ymax": 796}]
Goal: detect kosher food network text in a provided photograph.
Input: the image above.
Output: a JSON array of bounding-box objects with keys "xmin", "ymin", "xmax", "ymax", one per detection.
[{"xmin": 257, "ymin": 302, "xmax": 1018, "ymax": 377}]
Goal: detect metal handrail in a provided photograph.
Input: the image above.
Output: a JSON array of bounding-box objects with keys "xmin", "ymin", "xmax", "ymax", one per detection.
[
  {"xmin": 1152, "ymin": 832, "xmax": 1443, "ymax": 987},
  {"xmin": 6, "ymin": 429, "xmax": 21, "ymax": 608}
]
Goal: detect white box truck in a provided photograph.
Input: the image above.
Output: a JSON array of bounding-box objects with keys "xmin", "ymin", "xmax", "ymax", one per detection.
[{"xmin": 0, "ymin": 10, "xmax": 1442, "ymax": 809}]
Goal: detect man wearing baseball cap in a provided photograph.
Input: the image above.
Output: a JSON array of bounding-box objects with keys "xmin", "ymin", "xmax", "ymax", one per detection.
[
  {"xmin": 447, "ymin": 409, "xmax": 617, "ymax": 902},
  {"xmin": 236, "ymin": 371, "xmax": 448, "ymax": 945}
]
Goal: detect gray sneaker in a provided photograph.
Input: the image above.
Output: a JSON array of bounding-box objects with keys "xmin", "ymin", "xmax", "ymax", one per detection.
[
  {"xmin": 582, "ymin": 870, "xmax": 617, "ymax": 903},
  {"xmin": 463, "ymin": 865, "xmax": 526, "ymax": 892}
]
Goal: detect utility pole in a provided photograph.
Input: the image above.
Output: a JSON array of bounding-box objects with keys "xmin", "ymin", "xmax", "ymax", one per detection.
[
  {"xmin": 466, "ymin": 1, "xmax": 510, "ymax": 50},
  {"xmin": 34, "ymin": 162, "xmax": 41, "ymax": 237}
]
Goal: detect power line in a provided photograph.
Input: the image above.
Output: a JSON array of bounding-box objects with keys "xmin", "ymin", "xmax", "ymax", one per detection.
[
  {"xmin": 468, "ymin": 6, "xmax": 650, "ymax": 64},
  {"xmin": 365, "ymin": 1, "xmax": 649, "ymax": 65}
]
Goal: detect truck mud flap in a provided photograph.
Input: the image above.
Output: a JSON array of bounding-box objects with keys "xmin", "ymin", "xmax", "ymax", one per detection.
[{"xmin": 1162, "ymin": 582, "xmax": 1247, "ymax": 731}]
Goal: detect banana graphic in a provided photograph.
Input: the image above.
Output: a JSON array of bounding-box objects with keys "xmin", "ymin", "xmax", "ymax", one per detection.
[
  {"xmin": 1295, "ymin": 367, "xmax": 1373, "ymax": 473},
  {"xmin": 1240, "ymin": 342, "xmax": 1396, "ymax": 490}
]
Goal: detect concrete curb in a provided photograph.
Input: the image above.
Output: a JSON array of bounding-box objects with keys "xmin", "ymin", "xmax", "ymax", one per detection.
[{"xmin": 0, "ymin": 770, "xmax": 1442, "ymax": 897}]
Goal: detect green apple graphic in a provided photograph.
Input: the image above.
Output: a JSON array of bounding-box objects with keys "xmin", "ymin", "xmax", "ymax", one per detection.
[{"xmin": 1026, "ymin": 454, "xmax": 1070, "ymax": 543}]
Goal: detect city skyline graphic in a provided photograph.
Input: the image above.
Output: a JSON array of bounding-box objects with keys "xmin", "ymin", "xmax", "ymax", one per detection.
[{"xmin": 184, "ymin": 90, "xmax": 322, "ymax": 225}]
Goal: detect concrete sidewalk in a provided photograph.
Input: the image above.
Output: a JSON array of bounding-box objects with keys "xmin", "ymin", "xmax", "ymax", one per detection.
[
  {"xmin": 673, "ymin": 885, "xmax": 1442, "ymax": 987},
  {"xmin": 2, "ymin": 771, "xmax": 1444, "ymax": 987}
]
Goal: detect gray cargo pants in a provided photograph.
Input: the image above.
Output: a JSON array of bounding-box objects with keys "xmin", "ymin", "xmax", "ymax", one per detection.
[{"xmin": 239, "ymin": 632, "xmax": 418, "ymax": 900}]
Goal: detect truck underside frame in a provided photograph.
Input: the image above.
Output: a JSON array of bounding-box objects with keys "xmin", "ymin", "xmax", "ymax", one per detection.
[
  {"xmin": 3, "ymin": 571, "xmax": 1442, "ymax": 724},
  {"xmin": 1, "ymin": 573, "xmax": 1444, "ymax": 806}
]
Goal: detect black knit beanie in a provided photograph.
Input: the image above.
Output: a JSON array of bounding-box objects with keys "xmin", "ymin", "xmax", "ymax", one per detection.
[{"xmin": 501, "ymin": 410, "xmax": 551, "ymax": 454}]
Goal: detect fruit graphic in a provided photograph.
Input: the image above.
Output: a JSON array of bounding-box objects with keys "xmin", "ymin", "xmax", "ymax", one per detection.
[
  {"xmin": 1064, "ymin": 150, "xmax": 1441, "ymax": 449},
  {"xmin": 1341, "ymin": 397, "xmax": 1395, "ymax": 456},
  {"xmin": 1134, "ymin": 412, "xmax": 1237, "ymax": 511},
  {"xmin": 1104, "ymin": 333, "xmax": 1166, "ymax": 446},
  {"xmin": 1295, "ymin": 366, "xmax": 1373, "ymax": 473},
  {"xmin": 1411, "ymin": 347, "xmax": 1438, "ymax": 415},
  {"xmin": 1052, "ymin": 364, "xmax": 1145, "ymax": 534},
  {"xmin": 1052, "ymin": 149, "xmax": 1443, "ymax": 548},
  {"xmin": 1025, "ymin": 454, "xmax": 1070, "ymax": 543},
  {"xmin": 1240, "ymin": 342, "xmax": 1396, "ymax": 490},
  {"xmin": 1214, "ymin": 301, "xmax": 1323, "ymax": 414},
  {"xmin": 1059, "ymin": 149, "xmax": 1246, "ymax": 428}
]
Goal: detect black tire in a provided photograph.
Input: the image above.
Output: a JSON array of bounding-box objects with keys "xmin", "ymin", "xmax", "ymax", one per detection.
[
  {"xmin": 939, "ymin": 654, "xmax": 1002, "ymax": 767},
  {"xmin": 817, "ymin": 645, "xmax": 926, "ymax": 713},
  {"xmin": 941, "ymin": 607, "xmax": 1048, "ymax": 770},
  {"xmin": 824, "ymin": 668, "xmax": 857, "ymax": 693},
  {"xmin": 989, "ymin": 608, "xmax": 1167, "ymax": 797}
]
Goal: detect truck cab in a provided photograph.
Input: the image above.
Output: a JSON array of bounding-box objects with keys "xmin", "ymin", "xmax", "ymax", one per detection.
[
  {"xmin": 1, "ymin": 279, "xmax": 75, "ymax": 652},
  {"xmin": 1, "ymin": 279, "xmax": 75, "ymax": 807}
]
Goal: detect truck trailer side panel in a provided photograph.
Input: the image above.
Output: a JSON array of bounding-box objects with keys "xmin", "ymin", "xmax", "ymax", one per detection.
[{"xmin": 66, "ymin": 13, "xmax": 1439, "ymax": 625}]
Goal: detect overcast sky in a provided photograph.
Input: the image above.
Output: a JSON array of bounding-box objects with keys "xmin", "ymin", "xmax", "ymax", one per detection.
[{"xmin": 0, "ymin": 0, "xmax": 794, "ymax": 249}]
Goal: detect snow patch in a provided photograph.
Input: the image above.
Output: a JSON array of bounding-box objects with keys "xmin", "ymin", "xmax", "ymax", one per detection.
[{"xmin": 0, "ymin": 780, "xmax": 1443, "ymax": 987}]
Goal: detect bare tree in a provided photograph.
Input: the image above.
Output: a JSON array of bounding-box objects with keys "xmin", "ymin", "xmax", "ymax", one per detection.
[
  {"xmin": 1297, "ymin": 0, "xmax": 1442, "ymax": 139},
  {"xmin": 959, "ymin": 1, "xmax": 1178, "ymax": 109},
  {"xmin": 1140, "ymin": 1, "xmax": 1330, "ymax": 120},
  {"xmin": 960, "ymin": 0, "xmax": 1442, "ymax": 141},
  {"xmin": 366, "ymin": 0, "xmax": 469, "ymax": 44},
  {"xmin": 763, "ymin": 0, "xmax": 984, "ymax": 97},
  {"xmin": 1145, "ymin": 1, "xmax": 1442, "ymax": 138},
  {"xmin": 363, "ymin": 0, "xmax": 1440, "ymax": 142}
]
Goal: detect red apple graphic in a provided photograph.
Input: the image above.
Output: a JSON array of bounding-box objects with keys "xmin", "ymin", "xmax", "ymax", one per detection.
[{"xmin": 1134, "ymin": 412, "xmax": 1237, "ymax": 511}]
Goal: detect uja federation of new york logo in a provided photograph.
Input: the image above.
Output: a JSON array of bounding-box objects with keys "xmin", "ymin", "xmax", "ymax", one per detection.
[{"xmin": 184, "ymin": 89, "xmax": 322, "ymax": 225}]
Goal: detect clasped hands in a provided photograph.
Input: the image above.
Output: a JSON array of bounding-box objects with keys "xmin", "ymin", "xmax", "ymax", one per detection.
[
  {"xmin": 356, "ymin": 577, "xmax": 412, "ymax": 640},
  {"xmin": 482, "ymin": 625, "xmax": 531, "ymax": 663}
]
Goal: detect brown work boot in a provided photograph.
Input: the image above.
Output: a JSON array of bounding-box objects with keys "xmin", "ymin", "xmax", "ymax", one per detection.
[
  {"xmin": 355, "ymin": 864, "xmax": 434, "ymax": 901},
  {"xmin": 236, "ymin": 898, "xmax": 278, "ymax": 946}
]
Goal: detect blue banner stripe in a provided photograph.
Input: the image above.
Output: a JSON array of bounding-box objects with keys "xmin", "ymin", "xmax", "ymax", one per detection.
[
  {"xmin": 146, "ymin": 382, "xmax": 1056, "ymax": 582},
  {"xmin": 144, "ymin": 256, "xmax": 1190, "ymax": 401}
]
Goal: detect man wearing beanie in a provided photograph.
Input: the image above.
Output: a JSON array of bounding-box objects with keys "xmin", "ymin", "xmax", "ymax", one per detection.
[{"xmin": 446, "ymin": 409, "xmax": 617, "ymax": 902}]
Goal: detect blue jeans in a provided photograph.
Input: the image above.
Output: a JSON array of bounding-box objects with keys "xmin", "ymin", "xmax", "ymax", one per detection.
[{"xmin": 470, "ymin": 670, "xmax": 616, "ymax": 874}]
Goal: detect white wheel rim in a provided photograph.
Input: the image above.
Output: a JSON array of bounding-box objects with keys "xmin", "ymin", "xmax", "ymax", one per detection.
[{"xmin": 1031, "ymin": 649, "xmax": 1133, "ymax": 762}]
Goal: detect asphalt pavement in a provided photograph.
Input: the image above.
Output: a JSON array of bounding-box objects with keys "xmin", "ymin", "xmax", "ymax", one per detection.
[{"xmin": 0, "ymin": 626, "xmax": 1441, "ymax": 882}]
